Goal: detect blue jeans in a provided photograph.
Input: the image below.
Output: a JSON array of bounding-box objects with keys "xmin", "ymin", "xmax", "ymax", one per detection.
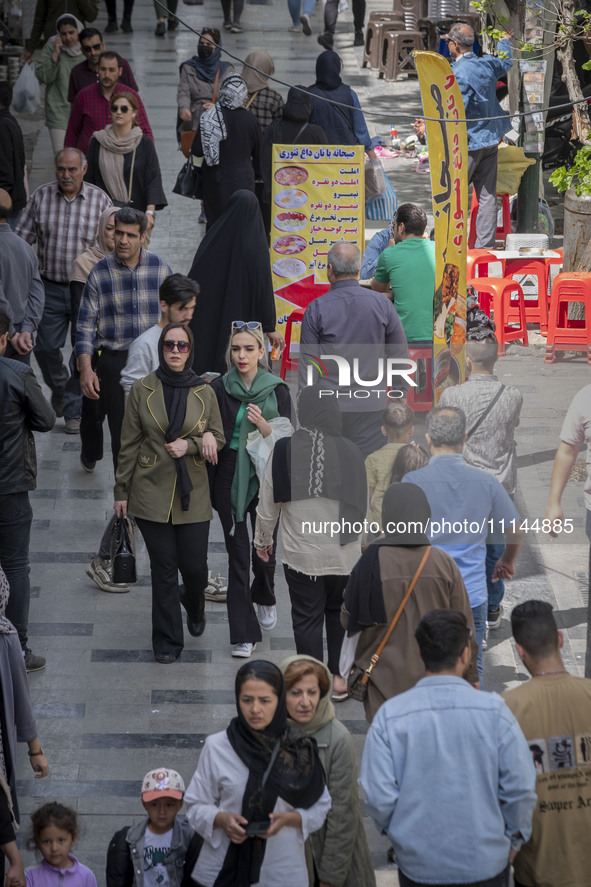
[
  {"xmin": 472, "ymin": 601, "xmax": 487, "ymax": 685},
  {"xmin": 486, "ymin": 542, "xmax": 505, "ymax": 613},
  {"xmin": 35, "ymin": 278, "xmax": 82, "ymax": 418},
  {"xmin": 0, "ymin": 492, "xmax": 33, "ymax": 649},
  {"xmin": 287, "ymin": 0, "xmax": 316, "ymax": 25}
]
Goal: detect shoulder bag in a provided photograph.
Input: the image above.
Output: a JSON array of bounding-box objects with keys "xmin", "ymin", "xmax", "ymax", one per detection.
[
  {"xmin": 347, "ymin": 547, "xmax": 431, "ymax": 701},
  {"xmin": 173, "ymin": 153, "xmax": 203, "ymax": 199},
  {"xmin": 465, "ymin": 384, "xmax": 506, "ymax": 440}
]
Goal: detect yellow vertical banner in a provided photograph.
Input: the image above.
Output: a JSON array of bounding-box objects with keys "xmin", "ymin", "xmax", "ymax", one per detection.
[{"xmin": 415, "ymin": 51, "xmax": 468, "ymax": 401}]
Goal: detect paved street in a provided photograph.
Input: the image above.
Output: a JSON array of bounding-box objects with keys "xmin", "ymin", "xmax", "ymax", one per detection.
[{"xmin": 13, "ymin": 1, "xmax": 591, "ymax": 884}]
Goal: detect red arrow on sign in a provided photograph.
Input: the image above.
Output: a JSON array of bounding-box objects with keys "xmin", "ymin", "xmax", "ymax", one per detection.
[{"xmin": 274, "ymin": 273, "xmax": 331, "ymax": 311}]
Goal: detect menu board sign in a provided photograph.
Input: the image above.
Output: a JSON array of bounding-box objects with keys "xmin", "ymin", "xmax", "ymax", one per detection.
[{"xmin": 271, "ymin": 144, "xmax": 365, "ymax": 332}]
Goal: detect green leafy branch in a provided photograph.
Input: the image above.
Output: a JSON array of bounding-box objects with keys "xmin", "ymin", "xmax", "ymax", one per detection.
[{"xmin": 549, "ymin": 146, "xmax": 591, "ymax": 195}]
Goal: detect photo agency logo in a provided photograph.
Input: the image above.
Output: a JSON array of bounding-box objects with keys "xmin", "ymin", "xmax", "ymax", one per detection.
[{"xmin": 304, "ymin": 353, "xmax": 418, "ymax": 400}]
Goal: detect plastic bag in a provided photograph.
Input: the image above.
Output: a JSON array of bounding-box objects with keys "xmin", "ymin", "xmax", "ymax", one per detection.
[
  {"xmin": 365, "ymin": 154, "xmax": 386, "ymax": 201},
  {"xmin": 246, "ymin": 417, "xmax": 294, "ymax": 485},
  {"xmin": 11, "ymin": 62, "xmax": 41, "ymax": 114},
  {"xmin": 496, "ymin": 144, "xmax": 536, "ymax": 196},
  {"xmin": 366, "ymin": 174, "xmax": 398, "ymax": 221}
]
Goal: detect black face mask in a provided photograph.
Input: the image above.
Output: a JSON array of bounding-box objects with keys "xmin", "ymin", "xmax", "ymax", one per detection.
[{"xmin": 198, "ymin": 44, "xmax": 214, "ymax": 59}]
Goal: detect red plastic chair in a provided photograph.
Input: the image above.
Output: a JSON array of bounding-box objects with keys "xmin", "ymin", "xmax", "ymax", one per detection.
[
  {"xmin": 468, "ymin": 191, "xmax": 511, "ymax": 249},
  {"xmin": 406, "ymin": 344, "xmax": 433, "ymax": 411},
  {"xmin": 504, "ymin": 258, "xmax": 551, "ymax": 333},
  {"xmin": 466, "ymin": 249, "xmax": 499, "ymax": 282},
  {"xmin": 545, "ymin": 272, "xmax": 591, "ymax": 364},
  {"xmin": 279, "ymin": 308, "xmax": 305, "ymax": 379},
  {"xmin": 468, "ymin": 277, "xmax": 528, "ymax": 356}
]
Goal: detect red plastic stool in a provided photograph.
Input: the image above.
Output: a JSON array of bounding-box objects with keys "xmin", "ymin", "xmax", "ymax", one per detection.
[
  {"xmin": 468, "ymin": 277, "xmax": 528, "ymax": 356},
  {"xmin": 545, "ymin": 272, "xmax": 591, "ymax": 364},
  {"xmin": 504, "ymin": 258, "xmax": 550, "ymax": 333},
  {"xmin": 468, "ymin": 191, "xmax": 511, "ymax": 249},
  {"xmin": 466, "ymin": 249, "xmax": 499, "ymax": 281},
  {"xmin": 279, "ymin": 308, "xmax": 305, "ymax": 379},
  {"xmin": 406, "ymin": 344, "xmax": 433, "ymax": 411}
]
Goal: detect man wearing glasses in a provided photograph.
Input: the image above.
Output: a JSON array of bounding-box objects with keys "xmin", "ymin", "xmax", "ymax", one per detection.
[
  {"xmin": 445, "ymin": 23, "xmax": 513, "ymax": 249},
  {"xmin": 67, "ymin": 28, "xmax": 138, "ymax": 103},
  {"xmin": 65, "ymin": 51, "xmax": 152, "ymax": 155},
  {"xmin": 75, "ymin": 207, "xmax": 172, "ymax": 592}
]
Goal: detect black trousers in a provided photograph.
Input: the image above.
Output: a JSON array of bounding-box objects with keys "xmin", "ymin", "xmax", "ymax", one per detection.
[
  {"xmin": 284, "ymin": 567, "xmax": 347, "ymax": 675},
  {"xmin": 105, "ymin": 0, "xmax": 135, "ymax": 18},
  {"xmin": 213, "ymin": 451, "xmax": 276, "ymax": 645},
  {"xmin": 80, "ymin": 350, "xmax": 127, "ymax": 472},
  {"xmin": 323, "ymin": 0, "xmax": 365, "ymax": 35},
  {"xmin": 135, "ymin": 517, "xmax": 209, "ymax": 656}
]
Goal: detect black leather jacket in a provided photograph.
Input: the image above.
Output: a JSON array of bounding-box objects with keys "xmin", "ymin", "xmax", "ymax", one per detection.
[{"xmin": 0, "ymin": 357, "xmax": 55, "ymax": 493}]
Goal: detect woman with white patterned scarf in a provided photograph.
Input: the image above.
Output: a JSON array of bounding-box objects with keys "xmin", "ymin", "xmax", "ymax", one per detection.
[{"xmin": 191, "ymin": 74, "xmax": 262, "ymax": 226}]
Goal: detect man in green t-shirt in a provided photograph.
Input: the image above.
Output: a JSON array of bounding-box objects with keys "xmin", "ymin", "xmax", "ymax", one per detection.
[{"xmin": 370, "ymin": 203, "xmax": 435, "ymax": 343}]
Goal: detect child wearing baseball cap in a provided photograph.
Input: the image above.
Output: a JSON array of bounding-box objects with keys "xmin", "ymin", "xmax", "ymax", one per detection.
[{"xmin": 106, "ymin": 768, "xmax": 202, "ymax": 887}]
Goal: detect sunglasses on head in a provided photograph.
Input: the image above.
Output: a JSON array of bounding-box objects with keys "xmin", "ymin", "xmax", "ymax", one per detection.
[
  {"xmin": 163, "ymin": 339, "xmax": 191, "ymax": 353},
  {"xmin": 82, "ymin": 42, "xmax": 102, "ymax": 51},
  {"xmin": 232, "ymin": 321, "xmax": 262, "ymax": 331},
  {"xmin": 112, "ymin": 104, "xmax": 131, "ymax": 113}
]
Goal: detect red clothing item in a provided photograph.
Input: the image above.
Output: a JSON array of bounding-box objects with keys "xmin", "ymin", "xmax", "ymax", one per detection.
[
  {"xmin": 67, "ymin": 57, "xmax": 138, "ymax": 104},
  {"xmin": 65, "ymin": 82, "xmax": 153, "ymax": 156}
]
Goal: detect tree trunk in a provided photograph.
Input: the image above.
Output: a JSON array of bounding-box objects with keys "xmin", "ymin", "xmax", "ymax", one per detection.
[{"xmin": 556, "ymin": 0, "xmax": 591, "ymax": 141}]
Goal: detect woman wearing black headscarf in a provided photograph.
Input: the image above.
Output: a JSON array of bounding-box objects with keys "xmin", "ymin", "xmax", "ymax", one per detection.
[
  {"xmin": 261, "ymin": 86, "xmax": 327, "ymax": 202},
  {"xmin": 114, "ymin": 323, "xmax": 225, "ymax": 664},
  {"xmin": 192, "ymin": 74, "xmax": 261, "ymax": 226},
  {"xmin": 178, "ymin": 27, "xmax": 234, "ymax": 132},
  {"xmin": 188, "ymin": 190, "xmax": 283, "ymax": 376},
  {"xmin": 307, "ymin": 50, "xmax": 375, "ymax": 149},
  {"xmin": 342, "ymin": 483, "xmax": 478, "ymax": 721},
  {"xmin": 184, "ymin": 659, "xmax": 330, "ymax": 887},
  {"xmin": 255, "ymin": 385, "xmax": 366, "ymax": 700}
]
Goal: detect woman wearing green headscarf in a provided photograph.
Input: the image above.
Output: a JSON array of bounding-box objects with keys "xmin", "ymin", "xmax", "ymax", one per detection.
[
  {"xmin": 210, "ymin": 322, "xmax": 292, "ymax": 659},
  {"xmin": 281, "ymin": 654, "xmax": 376, "ymax": 887}
]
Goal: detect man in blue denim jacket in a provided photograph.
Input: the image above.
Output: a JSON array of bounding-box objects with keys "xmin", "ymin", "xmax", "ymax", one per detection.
[
  {"xmin": 361, "ymin": 609, "xmax": 536, "ymax": 887},
  {"xmin": 447, "ymin": 23, "xmax": 513, "ymax": 248}
]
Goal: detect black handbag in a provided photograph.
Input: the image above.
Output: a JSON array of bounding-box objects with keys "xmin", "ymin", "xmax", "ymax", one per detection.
[
  {"xmin": 173, "ymin": 155, "xmax": 203, "ymax": 200},
  {"xmin": 110, "ymin": 516, "xmax": 137, "ymax": 584}
]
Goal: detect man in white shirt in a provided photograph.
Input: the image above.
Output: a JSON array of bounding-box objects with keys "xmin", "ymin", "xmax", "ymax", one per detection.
[{"xmin": 120, "ymin": 273, "xmax": 198, "ymax": 396}]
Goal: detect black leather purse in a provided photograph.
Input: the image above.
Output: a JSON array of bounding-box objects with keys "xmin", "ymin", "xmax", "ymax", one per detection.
[
  {"xmin": 173, "ymin": 155, "xmax": 203, "ymax": 200},
  {"xmin": 110, "ymin": 516, "xmax": 137, "ymax": 584}
]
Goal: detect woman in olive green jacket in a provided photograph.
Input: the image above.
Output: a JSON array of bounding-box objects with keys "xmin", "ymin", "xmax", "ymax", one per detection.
[
  {"xmin": 114, "ymin": 323, "xmax": 225, "ymax": 664},
  {"xmin": 281, "ymin": 655, "xmax": 376, "ymax": 887},
  {"xmin": 35, "ymin": 14, "xmax": 83, "ymax": 153}
]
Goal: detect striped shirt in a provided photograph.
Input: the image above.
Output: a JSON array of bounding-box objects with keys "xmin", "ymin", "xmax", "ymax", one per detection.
[
  {"xmin": 75, "ymin": 249, "xmax": 172, "ymax": 356},
  {"xmin": 65, "ymin": 82, "xmax": 153, "ymax": 157},
  {"xmin": 15, "ymin": 182, "xmax": 112, "ymax": 283}
]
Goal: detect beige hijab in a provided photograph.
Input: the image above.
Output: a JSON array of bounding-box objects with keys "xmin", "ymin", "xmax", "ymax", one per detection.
[
  {"xmin": 92, "ymin": 122, "xmax": 144, "ymax": 204},
  {"xmin": 280, "ymin": 654, "xmax": 335, "ymax": 734},
  {"xmin": 70, "ymin": 206, "xmax": 116, "ymax": 283},
  {"xmin": 242, "ymin": 51, "xmax": 275, "ymax": 94}
]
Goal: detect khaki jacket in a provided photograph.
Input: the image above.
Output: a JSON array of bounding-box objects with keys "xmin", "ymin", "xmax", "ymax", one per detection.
[{"xmin": 114, "ymin": 373, "xmax": 225, "ymax": 524}]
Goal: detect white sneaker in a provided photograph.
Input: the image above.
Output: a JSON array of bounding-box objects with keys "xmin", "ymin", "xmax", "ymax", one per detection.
[
  {"xmin": 257, "ymin": 605, "xmax": 277, "ymax": 631},
  {"xmin": 288, "ymin": 23, "xmax": 302, "ymax": 31},
  {"xmin": 231, "ymin": 642, "xmax": 256, "ymax": 658}
]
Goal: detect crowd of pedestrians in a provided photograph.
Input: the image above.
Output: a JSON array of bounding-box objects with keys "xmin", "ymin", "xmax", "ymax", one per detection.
[{"xmin": 1, "ymin": 9, "xmax": 591, "ymax": 887}]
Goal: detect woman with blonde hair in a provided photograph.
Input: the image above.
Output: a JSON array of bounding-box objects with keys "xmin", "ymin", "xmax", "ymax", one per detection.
[
  {"xmin": 86, "ymin": 92, "xmax": 166, "ymax": 240},
  {"xmin": 210, "ymin": 322, "xmax": 291, "ymax": 658}
]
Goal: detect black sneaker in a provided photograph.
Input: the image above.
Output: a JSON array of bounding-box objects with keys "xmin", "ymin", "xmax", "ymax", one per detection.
[
  {"xmin": 168, "ymin": 18, "xmax": 178, "ymax": 30},
  {"xmin": 105, "ymin": 17, "xmax": 118, "ymax": 31},
  {"xmin": 24, "ymin": 648, "xmax": 46, "ymax": 672},
  {"xmin": 354, "ymin": 29, "xmax": 364, "ymax": 46},
  {"xmin": 80, "ymin": 453, "xmax": 96, "ymax": 473},
  {"xmin": 155, "ymin": 20, "xmax": 166, "ymax": 35},
  {"xmin": 121, "ymin": 16, "xmax": 133, "ymax": 32},
  {"xmin": 317, "ymin": 33, "xmax": 334, "ymax": 50},
  {"xmin": 51, "ymin": 393, "xmax": 65, "ymax": 418}
]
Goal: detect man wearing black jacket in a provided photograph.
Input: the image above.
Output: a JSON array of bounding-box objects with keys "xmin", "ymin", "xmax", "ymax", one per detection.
[
  {"xmin": 0, "ymin": 83, "xmax": 26, "ymax": 228},
  {"xmin": 0, "ymin": 312, "xmax": 55, "ymax": 672}
]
